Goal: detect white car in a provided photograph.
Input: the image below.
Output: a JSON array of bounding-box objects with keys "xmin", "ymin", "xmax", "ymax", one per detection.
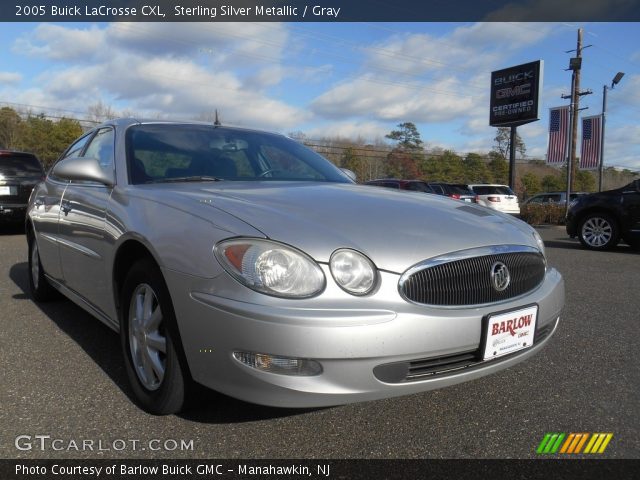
[{"xmin": 469, "ymin": 184, "xmax": 520, "ymax": 216}]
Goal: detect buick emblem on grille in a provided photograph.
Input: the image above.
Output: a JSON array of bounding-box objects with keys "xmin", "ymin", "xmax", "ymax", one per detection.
[{"xmin": 490, "ymin": 261, "xmax": 511, "ymax": 292}]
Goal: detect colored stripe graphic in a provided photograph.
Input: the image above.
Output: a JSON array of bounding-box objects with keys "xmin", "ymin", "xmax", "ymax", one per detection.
[
  {"xmin": 537, "ymin": 433, "xmax": 613, "ymax": 454},
  {"xmin": 584, "ymin": 433, "xmax": 614, "ymax": 454}
]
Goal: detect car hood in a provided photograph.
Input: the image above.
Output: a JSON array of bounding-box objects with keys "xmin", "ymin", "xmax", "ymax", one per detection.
[{"xmin": 164, "ymin": 182, "xmax": 539, "ymax": 273}]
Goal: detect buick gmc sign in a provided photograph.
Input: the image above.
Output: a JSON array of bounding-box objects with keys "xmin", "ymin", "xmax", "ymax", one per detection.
[{"xmin": 490, "ymin": 60, "xmax": 543, "ymax": 127}]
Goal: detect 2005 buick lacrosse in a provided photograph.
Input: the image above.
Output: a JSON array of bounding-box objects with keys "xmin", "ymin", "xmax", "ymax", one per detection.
[{"xmin": 27, "ymin": 118, "xmax": 564, "ymax": 414}]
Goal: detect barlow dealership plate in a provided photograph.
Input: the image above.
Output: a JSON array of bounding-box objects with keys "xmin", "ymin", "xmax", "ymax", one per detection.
[
  {"xmin": 0, "ymin": 186, "xmax": 12, "ymax": 196},
  {"xmin": 483, "ymin": 305, "xmax": 538, "ymax": 360}
]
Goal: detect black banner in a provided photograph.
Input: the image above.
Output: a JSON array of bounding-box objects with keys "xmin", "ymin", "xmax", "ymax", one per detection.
[
  {"xmin": 2, "ymin": 459, "xmax": 640, "ymax": 480},
  {"xmin": 2, "ymin": 0, "xmax": 640, "ymax": 22}
]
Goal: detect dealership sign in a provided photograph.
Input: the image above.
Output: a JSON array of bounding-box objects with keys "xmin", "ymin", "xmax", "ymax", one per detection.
[{"xmin": 490, "ymin": 60, "xmax": 543, "ymax": 127}]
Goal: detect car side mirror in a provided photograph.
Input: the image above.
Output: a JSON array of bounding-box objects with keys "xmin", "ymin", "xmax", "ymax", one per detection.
[
  {"xmin": 52, "ymin": 156, "xmax": 114, "ymax": 186},
  {"xmin": 340, "ymin": 168, "xmax": 357, "ymax": 182}
]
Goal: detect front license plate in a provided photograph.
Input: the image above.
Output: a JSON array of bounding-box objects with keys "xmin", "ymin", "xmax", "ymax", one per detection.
[
  {"xmin": 483, "ymin": 305, "xmax": 538, "ymax": 360},
  {"xmin": 0, "ymin": 186, "xmax": 11, "ymax": 196}
]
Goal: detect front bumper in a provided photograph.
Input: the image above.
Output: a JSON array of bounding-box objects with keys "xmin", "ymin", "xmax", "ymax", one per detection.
[{"xmin": 164, "ymin": 266, "xmax": 564, "ymax": 408}]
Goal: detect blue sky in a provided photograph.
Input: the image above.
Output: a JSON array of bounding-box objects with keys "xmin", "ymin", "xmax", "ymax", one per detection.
[{"xmin": 1, "ymin": 22, "xmax": 639, "ymax": 170}]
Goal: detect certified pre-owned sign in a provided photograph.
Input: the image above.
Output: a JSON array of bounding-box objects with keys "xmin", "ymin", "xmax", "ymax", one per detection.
[{"xmin": 490, "ymin": 60, "xmax": 543, "ymax": 127}]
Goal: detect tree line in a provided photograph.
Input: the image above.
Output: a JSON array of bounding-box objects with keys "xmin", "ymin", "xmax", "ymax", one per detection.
[
  {"xmin": 0, "ymin": 107, "xmax": 83, "ymax": 167},
  {"xmin": 1, "ymin": 107, "xmax": 637, "ymax": 197}
]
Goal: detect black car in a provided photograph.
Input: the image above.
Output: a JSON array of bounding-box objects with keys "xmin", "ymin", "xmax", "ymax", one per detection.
[
  {"xmin": 428, "ymin": 182, "xmax": 477, "ymax": 203},
  {"xmin": 0, "ymin": 150, "xmax": 45, "ymax": 224},
  {"xmin": 566, "ymin": 179, "xmax": 640, "ymax": 250},
  {"xmin": 365, "ymin": 178, "xmax": 435, "ymax": 193}
]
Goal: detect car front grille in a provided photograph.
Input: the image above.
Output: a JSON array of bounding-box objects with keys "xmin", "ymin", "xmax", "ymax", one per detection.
[
  {"xmin": 373, "ymin": 317, "xmax": 558, "ymax": 384},
  {"xmin": 399, "ymin": 248, "xmax": 546, "ymax": 307}
]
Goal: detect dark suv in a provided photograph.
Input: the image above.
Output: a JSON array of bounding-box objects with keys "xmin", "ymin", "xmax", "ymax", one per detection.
[
  {"xmin": 0, "ymin": 150, "xmax": 45, "ymax": 224},
  {"xmin": 428, "ymin": 182, "xmax": 478, "ymax": 203},
  {"xmin": 365, "ymin": 178, "xmax": 435, "ymax": 193},
  {"xmin": 566, "ymin": 179, "xmax": 640, "ymax": 250}
]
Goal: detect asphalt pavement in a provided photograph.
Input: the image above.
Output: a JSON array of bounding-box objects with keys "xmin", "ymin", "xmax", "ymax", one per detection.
[{"xmin": 0, "ymin": 224, "xmax": 638, "ymax": 459}]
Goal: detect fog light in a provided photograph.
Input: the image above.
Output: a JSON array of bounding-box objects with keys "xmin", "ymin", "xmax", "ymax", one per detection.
[{"xmin": 233, "ymin": 351, "xmax": 322, "ymax": 376}]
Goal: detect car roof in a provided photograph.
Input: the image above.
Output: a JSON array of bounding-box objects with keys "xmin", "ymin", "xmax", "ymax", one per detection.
[
  {"xmin": 0, "ymin": 149, "xmax": 39, "ymax": 158},
  {"xmin": 96, "ymin": 117, "xmax": 286, "ymax": 138},
  {"xmin": 468, "ymin": 184, "xmax": 509, "ymax": 187}
]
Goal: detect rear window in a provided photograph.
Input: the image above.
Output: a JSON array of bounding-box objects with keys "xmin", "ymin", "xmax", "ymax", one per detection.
[
  {"xmin": 447, "ymin": 184, "xmax": 474, "ymax": 195},
  {"xmin": 472, "ymin": 185, "xmax": 515, "ymax": 195},
  {"xmin": 0, "ymin": 153, "xmax": 44, "ymax": 175},
  {"xmin": 406, "ymin": 182, "xmax": 432, "ymax": 192}
]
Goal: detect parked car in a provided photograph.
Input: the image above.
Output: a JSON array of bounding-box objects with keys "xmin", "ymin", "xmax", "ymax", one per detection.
[
  {"xmin": 469, "ymin": 184, "xmax": 520, "ymax": 216},
  {"xmin": 27, "ymin": 119, "xmax": 564, "ymax": 414},
  {"xmin": 522, "ymin": 191, "xmax": 587, "ymax": 206},
  {"xmin": 0, "ymin": 150, "xmax": 45, "ymax": 224},
  {"xmin": 365, "ymin": 178, "xmax": 435, "ymax": 193},
  {"xmin": 428, "ymin": 182, "xmax": 478, "ymax": 202},
  {"xmin": 566, "ymin": 180, "xmax": 640, "ymax": 250}
]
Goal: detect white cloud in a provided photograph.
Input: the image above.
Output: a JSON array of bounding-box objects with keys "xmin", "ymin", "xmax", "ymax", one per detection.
[
  {"xmin": 0, "ymin": 72, "xmax": 22, "ymax": 84},
  {"xmin": 7, "ymin": 22, "xmax": 308, "ymax": 131},
  {"xmin": 306, "ymin": 121, "xmax": 390, "ymax": 143},
  {"xmin": 311, "ymin": 74, "xmax": 475, "ymax": 123},
  {"xmin": 13, "ymin": 24, "xmax": 106, "ymax": 61},
  {"xmin": 311, "ymin": 22, "xmax": 555, "ymax": 132}
]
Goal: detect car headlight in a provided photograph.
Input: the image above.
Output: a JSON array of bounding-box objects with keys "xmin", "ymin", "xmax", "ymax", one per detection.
[
  {"xmin": 214, "ymin": 239, "xmax": 325, "ymax": 298},
  {"xmin": 329, "ymin": 249, "xmax": 377, "ymax": 295},
  {"xmin": 532, "ymin": 230, "xmax": 546, "ymax": 258}
]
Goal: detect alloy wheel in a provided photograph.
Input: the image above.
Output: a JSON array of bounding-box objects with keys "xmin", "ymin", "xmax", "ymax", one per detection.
[
  {"xmin": 581, "ymin": 216, "xmax": 613, "ymax": 248},
  {"xmin": 128, "ymin": 283, "xmax": 167, "ymax": 391}
]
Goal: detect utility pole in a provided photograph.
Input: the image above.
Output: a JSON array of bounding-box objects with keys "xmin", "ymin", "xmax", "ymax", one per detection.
[
  {"xmin": 569, "ymin": 29, "xmax": 582, "ymax": 192},
  {"xmin": 562, "ymin": 28, "xmax": 592, "ymax": 216}
]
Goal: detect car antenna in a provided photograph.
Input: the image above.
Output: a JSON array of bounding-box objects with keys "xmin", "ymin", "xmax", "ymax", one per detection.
[{"xmin": 213, "ymin": 109, "xmax": 221, "ymax": 127}]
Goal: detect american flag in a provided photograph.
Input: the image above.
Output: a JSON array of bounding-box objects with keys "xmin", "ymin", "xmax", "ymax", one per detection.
[
  {"xmin": 547, "ymin": 106, "xmax": 570, "ymax": 164},
  {"xmin": 580, "ymin": 115, "xmax": 602, "ymax": 170}
]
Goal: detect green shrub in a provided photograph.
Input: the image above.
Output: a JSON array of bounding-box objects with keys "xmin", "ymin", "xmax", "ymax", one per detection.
[{"xmin": 520, "ymin": 204, "xmax": 566, "ymax": 225}]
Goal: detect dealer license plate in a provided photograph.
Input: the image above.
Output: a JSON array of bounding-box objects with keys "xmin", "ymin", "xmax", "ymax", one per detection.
[
  {"xmin": 483, "ymin": 305, "xmax": 538, "ymax": 360},
  {"xmin": 0, "ymin": 186, "xmax": 11, "ymax": 196}
]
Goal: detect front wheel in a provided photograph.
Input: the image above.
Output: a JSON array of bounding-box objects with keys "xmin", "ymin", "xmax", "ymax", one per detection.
[
  {"xmin": 578, "ymin": 213, "xmax": 619, "ymax": 250},
  {"xmin": 120, "ymin": 259, "xmax": 188, "ymax": 415}
]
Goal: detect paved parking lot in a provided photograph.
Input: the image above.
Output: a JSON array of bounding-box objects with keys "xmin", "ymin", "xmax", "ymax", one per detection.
[{"xmin": 0, "ymin": 225, "xmax": 638, "ymax": 459}]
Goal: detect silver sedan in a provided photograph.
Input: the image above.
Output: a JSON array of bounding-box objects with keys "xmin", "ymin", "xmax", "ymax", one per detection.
[{"xmin": 27, "ymin": 119, "xmax": 564, "ymax": 414}]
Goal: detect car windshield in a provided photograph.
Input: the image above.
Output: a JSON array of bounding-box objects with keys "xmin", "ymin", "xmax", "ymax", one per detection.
[
  {"xmin": 0, "ymin": 155, "xmax": 43, "ymax": 176},
  {"xmin": 126, "ymin": 124, "xmax": 352, "ymax": 185},
  {"xmin": 472, "ymin": 185, "xmax": 515, "ymax": 195}
]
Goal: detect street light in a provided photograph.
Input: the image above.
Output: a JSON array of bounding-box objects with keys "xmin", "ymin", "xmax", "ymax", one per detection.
[{"xmin": 599, "ymin": 71, "xmax": 625, "ymax": 192}]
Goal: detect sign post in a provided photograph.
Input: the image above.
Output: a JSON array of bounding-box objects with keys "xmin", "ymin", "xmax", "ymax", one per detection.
[{"xmin": 490, "ymin": 60, "xmax": 543, "ymax": 189}]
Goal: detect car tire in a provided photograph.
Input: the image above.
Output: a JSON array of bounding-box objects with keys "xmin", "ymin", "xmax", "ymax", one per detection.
[
  {"xmin": 120, "ymin": 258, "xmax": 188, "ymax": 415},
  {"xmin": 28, "ymin": 232, "xmax": 59, "ymax": 301},
  {"xmin": 578, "ymin": 213, "xmax": 620, "ymax": 250}
]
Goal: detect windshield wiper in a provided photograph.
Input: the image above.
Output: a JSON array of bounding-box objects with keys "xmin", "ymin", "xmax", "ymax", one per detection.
[{"xmin": 148, "ymin": 176, "xmax": 224, "ymax": 184}]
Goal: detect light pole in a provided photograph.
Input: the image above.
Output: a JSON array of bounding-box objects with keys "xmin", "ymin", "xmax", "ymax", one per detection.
[{"xmin": 599, "ymin": 71, "xmax": 624, "ymax": 192}]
